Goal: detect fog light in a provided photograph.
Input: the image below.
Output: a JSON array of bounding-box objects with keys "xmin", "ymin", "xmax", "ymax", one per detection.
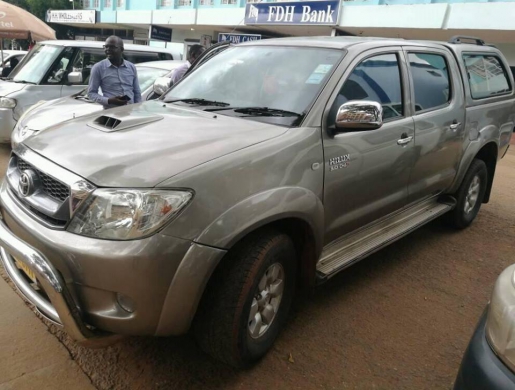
[{"xmin": 116, "ymin": 293, "xmax": 135, "ymax": 313}]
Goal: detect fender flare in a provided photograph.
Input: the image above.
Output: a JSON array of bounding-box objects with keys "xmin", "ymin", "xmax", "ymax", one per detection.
[{"xmin": 194, "ymin": 186, "xmax": 325, "ymax": 256}]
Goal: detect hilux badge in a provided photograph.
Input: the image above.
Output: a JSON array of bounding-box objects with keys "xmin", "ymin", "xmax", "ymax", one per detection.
[{"xmin": 329, "ymin": 154, "xmax": 350, "ymax": 171}]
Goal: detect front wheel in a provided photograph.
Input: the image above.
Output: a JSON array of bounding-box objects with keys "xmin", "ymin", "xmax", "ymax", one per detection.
[
  {"xmin": 194, "ymin": 230, "xmax": 297, "ymax": 367},
  {"xmin": 446, "ymin": 159, "xmax": 488, "ymax": 229}
]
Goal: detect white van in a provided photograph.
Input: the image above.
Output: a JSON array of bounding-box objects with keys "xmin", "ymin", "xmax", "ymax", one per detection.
[{"xmin": 0, "ymin": 41, "xmax": 181, "ymax": 143}]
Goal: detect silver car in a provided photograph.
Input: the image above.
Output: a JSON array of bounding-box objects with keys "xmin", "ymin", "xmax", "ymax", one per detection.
[
  {"xmin": 11, "ymin": 60, "xmax": 186, "ymax": 148},
  {"xmin": 0, "ymin": 36, "xmax": 513, "ymax": 367}
]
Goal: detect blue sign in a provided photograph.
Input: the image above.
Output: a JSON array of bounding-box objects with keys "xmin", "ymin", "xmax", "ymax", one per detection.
[
  {"xmin": 245, "ymin": 0, "xmax": 340, "ymax": 26},
  {"xmin": 218, "ymin": 33, "xmax": 262, "ymax": 44},
  {"xmin": 150, "ymin": 25, "xmax": 172, "ymax": 42}
]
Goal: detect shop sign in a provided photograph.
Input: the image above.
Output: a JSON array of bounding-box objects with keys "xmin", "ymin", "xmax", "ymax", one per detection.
[
  {"xmin": 46, "ymin": 10, "xmax": 96, "ymax": 24},
  {"xmin": 150, "ymin": 25, "xmax": 172, "ymax": 42},
  {"xmin": 245, "ymin": 0, "xmax": 340, "ymax": 26},
  {"xmin": 218, "ymin": 33, "xmax": 261, "ymax": 44}
]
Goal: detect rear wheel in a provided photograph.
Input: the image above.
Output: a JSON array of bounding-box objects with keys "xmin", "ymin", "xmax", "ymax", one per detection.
[
  {"xmin": 446, "ymin": 159, "xmax": 488, "ymax": 229},
  {"xmin": 194, "ymin": 229, "xmax": 297, "ymax": 367}
]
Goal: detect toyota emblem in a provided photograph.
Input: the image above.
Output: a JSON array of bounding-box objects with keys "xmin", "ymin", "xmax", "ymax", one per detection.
[{"xmin": 18, "ymin": 170, "xmax": 38, "ymax": 197}]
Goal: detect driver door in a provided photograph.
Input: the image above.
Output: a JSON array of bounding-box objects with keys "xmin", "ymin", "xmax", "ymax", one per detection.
[{"xmin": 322, "ymin": 48, "xmax": 415, "ymax": 245}]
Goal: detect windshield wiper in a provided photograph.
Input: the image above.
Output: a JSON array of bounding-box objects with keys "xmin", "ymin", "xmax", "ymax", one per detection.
[
  {"xmin": 13, "ymin": 80, "xmax": 36, "ymax": 85},
  {"xmin": 208, "ymin": 106, "xmax": 303, "ymax": 117},
  {"xmin": 164, "ymin": 98, "xmax": 230, "ymax": 107}
]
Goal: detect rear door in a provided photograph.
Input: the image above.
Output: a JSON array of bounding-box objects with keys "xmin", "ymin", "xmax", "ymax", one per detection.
[
  {"xmin": 402, "ymin": 46, "xmax": 466, "ymax": 203},
  {"xmin": 322, "ymin": 48, "xmax": 415, "ymax": 244}
]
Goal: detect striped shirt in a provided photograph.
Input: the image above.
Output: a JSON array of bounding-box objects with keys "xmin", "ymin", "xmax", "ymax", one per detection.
[{"xmin": 87, "ymin": 59, "xmax": 141, "ymax": 107}]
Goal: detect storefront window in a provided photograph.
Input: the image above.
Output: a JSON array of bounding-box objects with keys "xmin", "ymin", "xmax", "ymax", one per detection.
[
  {"xmin": 104, "ymin": 0, "xmax": 112, "ymax": 7},
  {"xmin": 160, "ymin": 0, "xmax": 173, "ymax": 5},
  {"xmin": 117, "ymin": 0, "xmax": 124, "ymax": 7},
  {"xmin": 199, "ymin": 0, "xmax": 214, "ymax": 5},
  {"xmin": 221, "ymin": 0, "xmax": 237, "ymax": 3},
  {"xmin": 177, "ymin": 0, "xmax": 192, "ymax": 5}
]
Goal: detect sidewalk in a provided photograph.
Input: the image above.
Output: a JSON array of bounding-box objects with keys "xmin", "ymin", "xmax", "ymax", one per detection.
[{"xmin": 0, "ymin": 273, "xmax": 95, "ymax": 390}]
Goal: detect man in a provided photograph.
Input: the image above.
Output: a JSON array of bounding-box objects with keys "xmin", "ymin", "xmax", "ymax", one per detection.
[
  {"xmin": 1, "ymin": 57, "xmax": 19, "ymax": 78},
  {"xmin": 88, "ymin": 36, "xmax": 141, "ymax": 108},
  {"xmin": 170, "ymin": 44, "xmax": 206, "ymax": 85}
]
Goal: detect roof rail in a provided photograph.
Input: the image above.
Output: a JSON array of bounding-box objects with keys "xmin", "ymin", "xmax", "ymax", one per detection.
[{"xmin": 448, "ymin": 35, "xmax": 485, "ymax": 46}]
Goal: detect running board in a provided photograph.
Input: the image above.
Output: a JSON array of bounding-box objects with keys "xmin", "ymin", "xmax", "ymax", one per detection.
[{"xmin": 316, "ymin": 198, "xmax": 455, "ymax": 281}]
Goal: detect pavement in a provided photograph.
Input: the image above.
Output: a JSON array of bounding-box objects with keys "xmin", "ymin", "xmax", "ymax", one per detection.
[{"xmin": 0, "ymin": 144, "xmax": 95, "ymax": 390}]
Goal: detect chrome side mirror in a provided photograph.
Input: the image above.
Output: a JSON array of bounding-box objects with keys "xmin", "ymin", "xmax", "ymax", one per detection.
[
  {"xmin": 335, "ymin": 101, "xmax": 383, "ymax": 131},
  {"xmin": 153, "ymin": 77, "xmax": 171, "ymax": 96},
  {"xmin": 67, "ymin": 71, "xmax": 83, "ymax": 84}
]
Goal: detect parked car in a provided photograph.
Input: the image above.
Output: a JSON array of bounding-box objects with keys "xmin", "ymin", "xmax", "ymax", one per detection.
[
  {"xmin": 11, "ymin": 60, "xmax": 186, "ymax": 148},
  {"xmin": 0, "ymin": 51, "xmax": 27, "ymax": 77},
  {"xmin": 454, "ymin": 264, "xmax": 515, "ymax": 389},
  {"xmin": 0, "ymin": 36, "xmax": 513, "ymax": 368},
  {"xmin": 0, "ymin": 40, "xmax": 181, "ymax": 143}
]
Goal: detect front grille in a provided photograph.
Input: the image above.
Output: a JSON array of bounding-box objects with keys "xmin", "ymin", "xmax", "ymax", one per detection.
[{"xmin": 17, "ymin": 158, "xmax": 70, "ymax": 202}]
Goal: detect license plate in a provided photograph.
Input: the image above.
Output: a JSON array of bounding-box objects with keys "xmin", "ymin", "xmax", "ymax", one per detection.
[{"xmin": 15, "ymin": 258, "xmax": 37, "ymax": 283}]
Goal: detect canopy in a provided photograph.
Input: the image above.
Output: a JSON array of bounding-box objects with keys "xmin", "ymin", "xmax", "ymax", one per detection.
[{"xmin": 0, "ymin": 0, "xmax": 56, "ymax": 42}]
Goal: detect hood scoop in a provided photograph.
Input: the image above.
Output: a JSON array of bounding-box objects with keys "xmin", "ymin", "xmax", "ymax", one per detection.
[{"xmin": 88, "ymin": 112, "xmax": 163, "ymax": 133}]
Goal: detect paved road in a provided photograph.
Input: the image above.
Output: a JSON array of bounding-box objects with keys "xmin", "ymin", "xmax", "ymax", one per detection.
[{"xmin": 1, "ymin": 143, "xmax": 515, "ymax": 390}]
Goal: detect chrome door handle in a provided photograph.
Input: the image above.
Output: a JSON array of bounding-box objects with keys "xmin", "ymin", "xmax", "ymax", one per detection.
[
  {"xmin": 450, "ymin": 122, "xmax": 461, "ymax": 131},
  {"xmin": 397, "ymin": 136, "xmax": 413, "ymax": 145}
]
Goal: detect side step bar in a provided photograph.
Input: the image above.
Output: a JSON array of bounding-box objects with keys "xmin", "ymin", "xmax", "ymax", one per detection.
[{"xmin": 316, "ymin": 197, "xmax": 455, "ymax": 281}]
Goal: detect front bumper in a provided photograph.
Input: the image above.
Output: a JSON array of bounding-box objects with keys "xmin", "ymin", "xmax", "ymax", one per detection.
[
  {"xmin": 0, "ymin": 108, "xmax": 16, "ymax": 143},
  {"xmin": 454, "ymin": 309, "xmax": 515, "ymax": 390},
  {"xmin": 0, "ymin": 178, "xmax": 226, "ymax": 343}
]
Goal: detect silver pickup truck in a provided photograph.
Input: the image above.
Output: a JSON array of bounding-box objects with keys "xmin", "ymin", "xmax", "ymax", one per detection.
[{"xmin": 0, "ymin": 36, "xmax": 513, "ymax": 367}]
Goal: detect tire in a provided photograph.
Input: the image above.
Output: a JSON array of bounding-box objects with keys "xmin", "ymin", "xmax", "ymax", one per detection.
[
  {"xmin": 194, "ymin": 229, "xmax": 297, "ymax": 367},
  {"xmin": 446, "ymin": 158, "xmax": 488, "ymax": 229}
]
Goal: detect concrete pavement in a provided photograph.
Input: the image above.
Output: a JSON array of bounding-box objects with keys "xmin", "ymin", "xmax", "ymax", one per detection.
[{"xmin": 0, "ymin": 273, "xmax": 96, "ymax": 390}]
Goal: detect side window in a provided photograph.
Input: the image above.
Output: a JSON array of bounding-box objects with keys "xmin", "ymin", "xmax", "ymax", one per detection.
[
  {"xmin": 45, "ymin": 47, "xmax": 75, "ymax": 85},
  {"xmin": 408, "ymin": 53, "xmax": 451, "ymax": 112},
  {"xmin": 329, "ymin": 53, "xmax": 403, "ymax": 127},
  {"xmin": 158, "ymin": 53, "xmax": 173, "ymax": 61},
  {"xmin": 70, "ymin": 47, "xmax": 105, "ymax": 85},
  {"xmin": 463, "ymin": 54, "xmax": 511, "ymax": 99}
]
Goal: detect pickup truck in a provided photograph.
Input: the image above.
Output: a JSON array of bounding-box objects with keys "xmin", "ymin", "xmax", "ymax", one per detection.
[{"xmin": 0, "ymin": 36, "xmax": 513, "ymax": 367}]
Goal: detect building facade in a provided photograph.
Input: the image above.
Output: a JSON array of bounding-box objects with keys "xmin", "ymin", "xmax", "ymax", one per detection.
[{"xmin": 48, "ymin": 0, "xmax": 515, "ymax": 64}]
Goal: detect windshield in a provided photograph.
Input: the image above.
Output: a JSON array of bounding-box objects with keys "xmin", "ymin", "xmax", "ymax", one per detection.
[
  {"xmin": 10, "ymin": 44, "xmax": 63, "ymax": 84},
  {"xmin": 77, "ymin": 65, "xmax": 170, "ymax": 99},
  {"xmin": 165, "ymin": 46, "xmax": 343, "ymax": 117},
  {"xmin": 137, "ymin": 66, "xmax": 170, "ymax": 91}
]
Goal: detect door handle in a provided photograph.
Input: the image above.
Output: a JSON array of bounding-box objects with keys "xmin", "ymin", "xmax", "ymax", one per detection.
[
  {"xmin": 450, "ymin": 121, "xmax": 461, "ymax": 131},
  {"xmin": 397, "ymin": 135, "xmax": 413, "ymax": 145}
]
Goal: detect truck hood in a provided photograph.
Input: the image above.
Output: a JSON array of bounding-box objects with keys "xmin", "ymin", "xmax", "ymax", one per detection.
[
  {"xmin": 23, "ymin": 96, "xmax": 103, "ymax": 131},
  {"xmin": 25, "ymin": 100, "xmax": 288, "ymax": 187},
  {"xmin": 0, "ymin": 80, "xmax": 26, "ymax": 97}
]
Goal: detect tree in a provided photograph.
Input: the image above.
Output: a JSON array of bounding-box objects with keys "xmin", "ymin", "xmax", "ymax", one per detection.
[{"xmin": 4, "ymin": 0, "xmax": 73, "ymax": 20}]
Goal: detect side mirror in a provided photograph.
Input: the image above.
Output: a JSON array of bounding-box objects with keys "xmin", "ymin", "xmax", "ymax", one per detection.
[
  {"xmin": 67, "ymin": 71, "xmax": 83, "ymax": 84},
  {"xmin": 153, "ymin": 77, "xmax": 172, "ymax": 96},
  {"xmin": 335, "ymin": 101, "xmax": 383, "ymax": 132}
]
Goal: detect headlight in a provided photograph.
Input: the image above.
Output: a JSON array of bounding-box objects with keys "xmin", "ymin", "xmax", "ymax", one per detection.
[
  {"xmin": 67, "ymin": 189, "xmax": 193, "ymax": 240},
  {"xmin": 0, "ymin": 97, "xmax": 16, "ymax": 109},
  {"xmin": 486, "ymin": 264, "xmax": 515, "ymax": 371}
]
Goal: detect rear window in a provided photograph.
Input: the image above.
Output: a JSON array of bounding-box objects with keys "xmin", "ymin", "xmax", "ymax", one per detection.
[
  {"xmin": 463, "ymin": 54, "xmax": 511, "ymax": 99},
  {"xmin": 124, "ymin": 51, "xmax": 172, "ymax": 63}
]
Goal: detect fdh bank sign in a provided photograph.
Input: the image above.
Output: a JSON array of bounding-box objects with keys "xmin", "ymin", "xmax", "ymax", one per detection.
[{"xmin": 245, "ymin": 0, "xmax": 340, "ymax": 26}]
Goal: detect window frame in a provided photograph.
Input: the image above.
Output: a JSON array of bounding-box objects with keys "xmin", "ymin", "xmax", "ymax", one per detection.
[
  {"xmin": 406, "ymin": 50, "xmax": 453, "ymax": 116},
  {"xmin": 462, "ymin": 52, "xmax": 512, "ymax": 101},
  {"xmin": 326, "ymin": 50, "xmax": 407, "ymax": 129}
]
